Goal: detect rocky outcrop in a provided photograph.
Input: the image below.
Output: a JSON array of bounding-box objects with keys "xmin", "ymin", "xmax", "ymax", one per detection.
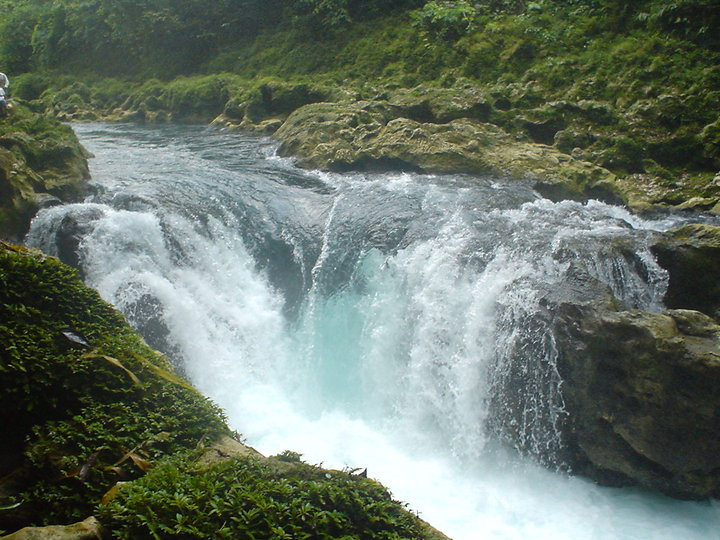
[
  {"xmin": 552, "ymin": 298, "xmax": 720, "ymax": 499},
  {"xmin": 652, "ymin": 224, "xmax": 720, "ymax": 321},
  {"xmin": 0, "ymin": 107, "xmax": 90, "ymax": 240},
  {"xmin": 212, "ymin": 80, "xmax": 344, "ymax": 133},
  {"xmin": 0, "ymin": 241, "xmax": 230, "ymax": 530},
  {"xmin": 550, "ymin": 223, "xmax": 720, "ymax": 499},
  {"xmin": 274, "ymin": 100, "xmax": 631, "ymax": 206}
]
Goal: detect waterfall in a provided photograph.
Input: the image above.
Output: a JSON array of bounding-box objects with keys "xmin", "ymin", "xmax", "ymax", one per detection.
[{"xmin": 25, "ymin": 123, "xmax": 720, "ymax": 539}]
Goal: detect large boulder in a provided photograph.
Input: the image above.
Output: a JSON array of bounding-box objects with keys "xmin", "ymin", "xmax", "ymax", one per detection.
[
  {"xmin": 652, "ymin": 224, "xmax": 720, "ymax": 321},
  {"xmin": 552, "ymin": 299, "xmax": 720, "ymax": 499},
  {"xmin": 54, "ymin": 207, "xmax": 105, "ymax": 272}
]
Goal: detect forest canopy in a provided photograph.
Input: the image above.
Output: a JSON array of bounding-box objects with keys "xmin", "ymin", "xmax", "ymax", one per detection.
[{"xmin": 0, "ymin": 0, "xmax": 717, "ymax": 78}]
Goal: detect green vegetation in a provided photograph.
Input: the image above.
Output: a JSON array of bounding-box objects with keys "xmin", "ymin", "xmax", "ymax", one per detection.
[
  {"xmin": 0, "ymin": 241, "xmax": 229, "ymax": 528},
  {"xmin": 98, "ymin": 451, "xmax": 433, "ymax": 539}
]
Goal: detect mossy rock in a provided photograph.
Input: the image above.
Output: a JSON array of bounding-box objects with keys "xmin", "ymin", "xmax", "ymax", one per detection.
[
  {"xmin": 554, "ymin": 128, "xmax": 597, "ymax": 154},
  {"xmin": 515, "ymin": 100, "xmax": 616, "ymax": 146},
  {"xmin": 276, "ymin": 101, "xmax": 629, "ymax": 206},
  {"xmin": 0, "ymin": 106, "xmax": 90, "ymax": 240},
  {"xmin": 386, "ymin": 85, "xmax": 492, "ymax": 124},
  {"xmin": 701, "ymin": 118, "xmax": 720, "ymax": 162},
  {"xmin": 236, "ymin": 80, "xmax": 336, "ymax": 126},
  {"xmin": 222, "ymin": 96, "xmax": 247, "ymax": 120},
  {"xmin": 0, "ymin": 242, "xmax": 229, "ymax": 529}
]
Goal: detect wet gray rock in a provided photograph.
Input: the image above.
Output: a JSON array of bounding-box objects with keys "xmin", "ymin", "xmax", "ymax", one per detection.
[
  {"xmin": 55, "ymin": 207, "xmax": 104, "ymax": 272},
  {"xmin": 551, "ymin": 298, "xmax": 720, "ymax": 499},
  {"xmin": 651, "ymin": 224, "xmax": 720, "ymax": 321}
]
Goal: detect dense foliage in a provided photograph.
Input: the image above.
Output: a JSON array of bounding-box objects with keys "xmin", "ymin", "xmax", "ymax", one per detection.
[
  {"xmin": 3, "ymin": 0, "xmax": 715, "ymax": 76},
  {"xmin": 0, "ymin": 0, "xmax": 422, "ymax": 75},
  {"xmin": 98, "ymin": 452, "xmax": 432, "ymax": 539}
]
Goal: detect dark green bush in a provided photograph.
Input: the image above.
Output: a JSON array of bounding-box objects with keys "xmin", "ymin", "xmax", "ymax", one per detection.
[
  {"xmin": 10, "ymin": 73, "xmax": 53, "ymax": 101},
  {"xmin": 412, "ymin": 1, "xmax": 478, "ymax": 40},
  {"xmin": 98, "ymin": 452, "xmax": 430, "ymax": 539}
]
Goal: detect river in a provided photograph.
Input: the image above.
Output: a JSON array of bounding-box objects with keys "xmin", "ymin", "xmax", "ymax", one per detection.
[{"xmin": 26, "ymin": 123, "xmax": 720, "ymax": 539}]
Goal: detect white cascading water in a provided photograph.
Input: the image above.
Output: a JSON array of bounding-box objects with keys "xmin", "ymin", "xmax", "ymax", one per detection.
[{"xmin": 27, "ymin": 124, "xmax": 720, "ymax": 539}]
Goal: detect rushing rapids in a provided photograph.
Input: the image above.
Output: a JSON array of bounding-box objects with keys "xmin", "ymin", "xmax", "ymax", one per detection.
[{"xmin": 27, "ymin": 123, "xmax": 720, "ymax": 539}]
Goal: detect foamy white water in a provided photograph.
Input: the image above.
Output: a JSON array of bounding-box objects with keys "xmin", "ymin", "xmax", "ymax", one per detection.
[{"xmin": 27, "ymin": 123, "xmax": 720, "ymax": 539}]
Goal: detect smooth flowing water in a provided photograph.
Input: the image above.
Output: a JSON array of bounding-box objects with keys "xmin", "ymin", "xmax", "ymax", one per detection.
[{"xmin": 27, "ymin": 123, "xmax": 720, "ymax": 539}]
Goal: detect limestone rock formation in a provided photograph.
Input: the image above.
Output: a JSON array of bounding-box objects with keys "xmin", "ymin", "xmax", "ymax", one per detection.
[
  {"xmin": 0, "ymin": 517, "xmax": 103, "ymax": 540},
  {"xmin": 0, "ymin": 108, "xmax": 90, "ymax": 240},
  {"xmin": 552, "ymin": 299, "xmax": 720, "ymax": 499},
  {"xmin": 275, "ymin": 100, "xmax": 629, "ymax": 206}
]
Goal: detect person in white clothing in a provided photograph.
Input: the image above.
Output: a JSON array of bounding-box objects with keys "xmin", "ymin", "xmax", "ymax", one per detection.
[{"xmin": 0, "ymin": 72, "xmax": 8, "ymax": 93}]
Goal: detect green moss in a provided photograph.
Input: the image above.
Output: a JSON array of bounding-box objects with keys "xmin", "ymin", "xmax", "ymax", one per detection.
[{"xmin": 0, "ymin": 105, "xmax": 90, "ymax": 239}]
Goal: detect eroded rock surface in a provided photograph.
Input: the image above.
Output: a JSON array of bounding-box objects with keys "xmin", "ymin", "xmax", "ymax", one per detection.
[
  {"xmin": 652, "ymin": 224, "xmax": 720, "ymax": 321},
  {"xmin": 275, "ymin": 100, "xmax": 628, "ymax": 206},
  {"xmin": 552, "ymin": 299, "xmax": 720, "ymax": 499},
  {"xmin": 1, "ymin": 517, "xmax": 103, "ymax": 540},
  {"xmin": 0, "ymin": 108, "xmax": 90, "ymax": 240}
]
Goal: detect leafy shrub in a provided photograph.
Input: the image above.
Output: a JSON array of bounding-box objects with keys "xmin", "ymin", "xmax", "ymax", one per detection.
[
  {"xmin": 10, "ymin": 73, "xmax": 53, "ymax": 101},
  {"xmin": 98, "ymin": 452, "xmax": 432, "ymax": 539},
  {"xmin": 638, "ymin": 0, "xmax": 720, "ymax": 49},
  {"xmin": 291, "ymin": 0, "xmax": 353, "ymax": 31},
  {"xmin": 412, "ymin": 1, "xmax": 478, "ymax": 40},
  {"xmin": 0, "ymin": 3, "xmax": 41, "ymax": 73}
]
